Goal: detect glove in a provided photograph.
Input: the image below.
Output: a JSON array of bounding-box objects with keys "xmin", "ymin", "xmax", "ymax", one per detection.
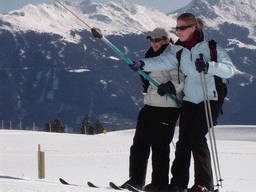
[
  {"xmin": 195, "ymin": 58, "xmax": 209, "ymax": 73},
  {"xmin": 157, "ymin": 81, "xmax": 176, "ymax": 96},
  {"xmin": 128, "ymin": 60, "xmax": 145, "ymax": 72},
  {"xmin": 139, "ymin": 74, "xmax": 150, "ymax": 94}
]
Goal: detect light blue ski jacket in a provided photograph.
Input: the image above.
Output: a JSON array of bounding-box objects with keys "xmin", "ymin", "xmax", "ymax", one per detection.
[{"xmin": 142, "ymin": 40, "xmax": 236, "ymax": 104}]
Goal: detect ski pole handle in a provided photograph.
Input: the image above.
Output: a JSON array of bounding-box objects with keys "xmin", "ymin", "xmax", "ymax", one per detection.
[
  {"xmin": 199, "ymin": 53, "xmax": 204, "ymax": 74},
  {"xmin": 198, "ymin": 53, "xmax": 209, "ymax": 74},
  {"xmin": 199, "ymin": 53, "xmax": 207, "ymax": 63},
  {"xmin": 199, "ymin": 53, "xmax": 209, "ymax": 69}
]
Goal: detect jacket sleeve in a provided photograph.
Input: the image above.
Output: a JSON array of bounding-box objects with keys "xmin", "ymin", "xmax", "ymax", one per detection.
[
  {"xmin": 207, "ymin": 45, "xmax": 236, "ymax": 78},
  {"xmin": 141, "ymin": 49, "xmax": 178, "ymax": 72}
]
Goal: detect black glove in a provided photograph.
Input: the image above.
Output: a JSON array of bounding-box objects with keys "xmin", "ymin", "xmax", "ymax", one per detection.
[
  {"xmin": 128, "ymin": 60, "xmax": 145, "ymax": 72},
  {"xmin": 157, "ymin": 81, "xmax": 176, "ymax": 96},
  {"xmin": 139, "ymin": 74, "xmax": 150, "ymax": 94},
  {"xmin": 195, "ymin": 58, "xmax": 209, "ymax": 73}
]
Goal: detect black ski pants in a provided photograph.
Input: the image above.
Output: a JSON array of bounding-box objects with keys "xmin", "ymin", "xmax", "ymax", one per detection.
[
  {"xmin": 129, "ymin": 105, "xmax": 180, "ymax": 189},
  {"xmin": 170, "ymin": 100, "xmax": 223, "ymax": 190}
]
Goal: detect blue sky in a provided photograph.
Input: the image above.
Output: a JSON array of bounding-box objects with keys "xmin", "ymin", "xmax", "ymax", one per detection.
[{"xmin": 0, "ymin": 0, "xmax": 192, "ymax": 14}]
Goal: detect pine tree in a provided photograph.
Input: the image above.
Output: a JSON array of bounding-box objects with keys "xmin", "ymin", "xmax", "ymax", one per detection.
[
  {"xmin": 43, "ymin": 119, "xmax": 65, "ymax": 132},
  {"xmin": 43, "ymin": 121, "xmax": 51, "ymax": 132},
  {"xmin": 94, "ymin": 117, "xmax": 104, "ymax": 134},
  {"xmin": 51, "ymin": 118, "xmax": 66, "ymax": 133},
  {"xmin": 79, "ymin": 113, "xmax": 94, "ymax": 134},
  {"xmin": 88, "ymin": 123, "xmax": 95, "ymax": 135}
]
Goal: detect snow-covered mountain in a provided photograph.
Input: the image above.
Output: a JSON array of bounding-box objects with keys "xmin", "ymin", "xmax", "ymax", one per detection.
[
  {"xmin": 0, "ymin": 0, "xmax": 176, "ymax": 40},
  {"xmin": 0, "ymin": 0, "xmax": 255, "ymax": 131}
]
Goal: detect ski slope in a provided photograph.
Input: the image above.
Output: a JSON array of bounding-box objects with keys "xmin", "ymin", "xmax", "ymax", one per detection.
[{"xmin": 0, "ymin": 125, "xmax": 256, "ymax": 192}]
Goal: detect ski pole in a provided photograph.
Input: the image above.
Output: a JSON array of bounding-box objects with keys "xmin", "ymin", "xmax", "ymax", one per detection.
[
  {"xmin": 55, "ymin": 0, "xmax": 181, "ymax": 106},
  {"xmin": 199, "ymin": 54, "xmax": 223, "ymax": 189}
]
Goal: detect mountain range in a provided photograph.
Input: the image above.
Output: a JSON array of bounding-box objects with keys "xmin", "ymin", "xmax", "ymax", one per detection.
[{"xmin": 0, "ymin": 0, "xmax": 255, "ymax": 132}]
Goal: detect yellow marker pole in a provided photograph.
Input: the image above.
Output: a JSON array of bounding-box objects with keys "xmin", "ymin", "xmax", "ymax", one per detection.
[{"xmin": 38, "ymin": 144, "xmax": 45, "ymax": 179}]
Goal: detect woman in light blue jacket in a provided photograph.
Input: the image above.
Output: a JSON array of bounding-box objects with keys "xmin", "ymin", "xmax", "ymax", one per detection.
[{"xmin": 128, "ymin": 13, "xmax": 235, "ymax": 192}]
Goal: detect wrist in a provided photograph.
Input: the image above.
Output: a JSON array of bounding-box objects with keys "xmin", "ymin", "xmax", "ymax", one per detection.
[{"xmin": 139, "ymin": 60, "xmax": 145, "ymax": 70}]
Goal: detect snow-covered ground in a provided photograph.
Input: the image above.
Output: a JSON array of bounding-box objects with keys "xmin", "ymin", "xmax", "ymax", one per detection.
[{"xmin": 0, "ymin": 125, "xmax": 256, "ymax": 192}]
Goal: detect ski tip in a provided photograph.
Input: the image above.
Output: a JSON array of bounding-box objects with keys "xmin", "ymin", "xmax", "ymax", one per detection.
[
  {"xmin": 109, "ymin": 182, "xmax": 122, "ymax": 190},
  {"xmin": 87, "ymin": 181, "xmax": 99, "ymax": 188},
  {"xmin": 59, "ymin": 178, "xmax": 69, "ymax": 185}
]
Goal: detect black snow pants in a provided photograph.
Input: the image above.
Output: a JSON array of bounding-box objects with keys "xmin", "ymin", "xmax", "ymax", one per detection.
[
  {"xmin": 170, "ymin": 100, "xmax": 223, "ymax": 190},
  {"xmin": 129, "ymin": 105, "xmax": 180, "ymax": 189}
]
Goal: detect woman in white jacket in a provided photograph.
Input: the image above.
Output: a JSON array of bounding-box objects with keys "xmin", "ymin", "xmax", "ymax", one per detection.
[
  {"xmin": 128, "ymin": 13, "xmax": 235, "ymax": 192},
  {"xmin": 120, "ymin": 27, "xmax": 185, "ymax": 192}
]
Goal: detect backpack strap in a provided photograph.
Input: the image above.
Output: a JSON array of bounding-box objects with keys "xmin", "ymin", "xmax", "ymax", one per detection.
[
  {"xmin": 209, "ymin": 40, "xmax": 217, "ymax": 62},
  {"xmin": 176, "ymin": 49, "xmax": 183, "ymax": 84}
]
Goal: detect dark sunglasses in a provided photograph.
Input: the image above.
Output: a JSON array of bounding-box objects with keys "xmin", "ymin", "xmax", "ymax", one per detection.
[
  {"xmin": 149, "ymin": 38, "xmax": 165, "ymax": 42},
  {"xmin": 175, "ymin": 25, "xmax": 192, "ymax": 31}
]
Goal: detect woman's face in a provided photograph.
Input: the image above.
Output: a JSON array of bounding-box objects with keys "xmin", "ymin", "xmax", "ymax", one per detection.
[
  {"xmin": 176, "ymin": 20, "xmax": 196, "ymax": 42},
  {"xmin": 150, "ymin": 37, "xmax": 169, "ymax": 52}
]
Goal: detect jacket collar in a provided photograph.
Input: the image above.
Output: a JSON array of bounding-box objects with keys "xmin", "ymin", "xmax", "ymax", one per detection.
[{"xmin": 145, "ymin": 43, "xmax": 169, "ymax": 58}]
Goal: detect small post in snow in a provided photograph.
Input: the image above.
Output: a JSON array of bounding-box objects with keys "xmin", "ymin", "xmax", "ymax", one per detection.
[{"xmin": 38, "ymin": 144, "xmax": 45, "ymax": 179}]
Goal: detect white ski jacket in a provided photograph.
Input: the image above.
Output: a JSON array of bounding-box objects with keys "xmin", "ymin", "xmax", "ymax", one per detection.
[
  {"xmin": 142, "ymin": 40, "xmax": 235, "ymax": 104},
  {"xmin": 144, "ymin": 44, "xmax": 185, "ymax": 108}
]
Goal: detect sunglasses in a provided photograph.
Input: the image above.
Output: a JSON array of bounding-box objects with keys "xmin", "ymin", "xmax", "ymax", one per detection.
[
  {"xmin": 149, "ymin": 38, "xmax": 165, "ymax": 42},
  {"xmin": 175, "ymin": 25, "xmax": 192, "ymax": 31}
]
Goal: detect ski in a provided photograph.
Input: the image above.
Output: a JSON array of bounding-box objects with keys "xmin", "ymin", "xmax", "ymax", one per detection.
[
  {"xmin": 60, "ymin": 178, "xmax": 125, "ymax": 190},
  {"xmin": 88, "ymin": 181, "xmax": 99, "ymax": 188},
  {"xmin": 125, "ymin": 183, "xmax": 140, "ymax": 192},
  {"xmin": 59, "ymin": 178, "xmax": 70, "ymax": 185},
  {"xmin": 109, "ymin": 182, "xmax": 123, "ymax": 190}
]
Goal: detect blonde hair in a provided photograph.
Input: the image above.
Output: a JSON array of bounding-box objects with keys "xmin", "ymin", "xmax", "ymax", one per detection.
[{"xmin": 177, "ymin": 13, "xmax": 204, "ymax": 30}]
